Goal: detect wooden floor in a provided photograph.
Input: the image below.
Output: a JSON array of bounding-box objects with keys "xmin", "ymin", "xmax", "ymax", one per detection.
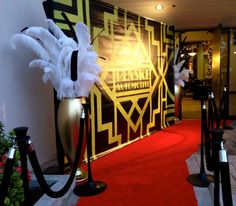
[
  {"xmin": 182, "ymin": 92, "xmax": 236, "ymax": 119},
  {"xmin": 182, "ymin": 96, "xmax": 201, "ymax": 120}
]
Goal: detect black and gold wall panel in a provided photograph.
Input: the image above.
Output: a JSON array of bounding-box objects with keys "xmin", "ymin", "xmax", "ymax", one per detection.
[{"xmin": 48, "ymin": 0, "xmax": 175, "ymax": 158}]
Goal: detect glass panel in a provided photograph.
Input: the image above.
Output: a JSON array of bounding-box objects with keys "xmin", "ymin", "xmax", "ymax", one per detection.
[
  {"xmin": 229, "ymin": 30, "xmax": 236, "ymax": 116},
  {"xmin": 212, "ymin": 28, "xmax": 221, "ymax": 106},
  {"xmin": 229, "ymin": 30, "xmax": 236, "ymax": 91},
  {"xmin": 229, "ymin": 93, "xmax": 236, "ymax": 116},
  {"xmin": 220, "ymin": 32, "xmax": 228, "ymax": 97}
]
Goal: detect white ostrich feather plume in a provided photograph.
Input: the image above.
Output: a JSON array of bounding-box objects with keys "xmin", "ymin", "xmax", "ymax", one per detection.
[
  {"xmin": 10, "ymin": 19, "xmax": 101, "ymax": 99},
  {"xmin": 173, "ymin": 48, "xmax": 192, "ymax": 87}
]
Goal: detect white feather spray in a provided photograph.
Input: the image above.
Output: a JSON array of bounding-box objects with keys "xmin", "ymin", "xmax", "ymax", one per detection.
[{"xmin": 10, "ymin": 19, "xmax": 101, "ymax": 99}]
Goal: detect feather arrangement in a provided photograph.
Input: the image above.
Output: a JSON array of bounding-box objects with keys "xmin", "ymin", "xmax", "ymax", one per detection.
[
  {"xmin": 10, "ymin": 19, "xmax": 101, "ymax": 99},
  {"xmin": 173, "ymin": 39, "xmax": 193, "ymax": 87}
]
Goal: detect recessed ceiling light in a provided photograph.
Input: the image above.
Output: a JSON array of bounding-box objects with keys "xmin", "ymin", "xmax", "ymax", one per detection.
[{"xmin": 155, "ymin": 4, "xmax": 164, "ymax": 11}]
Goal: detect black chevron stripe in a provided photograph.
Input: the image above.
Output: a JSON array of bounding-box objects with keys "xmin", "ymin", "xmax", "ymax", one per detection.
[
  {"xmin": 53, "ymin": 0, "xmax": 78, "ymax": 15},
  {"xmin": 44, "ymin": 0, "xmax": 87, "ymax": 36}
]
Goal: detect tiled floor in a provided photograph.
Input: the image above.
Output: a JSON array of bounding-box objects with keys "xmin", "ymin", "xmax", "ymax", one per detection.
[{"xmin": 182, "ymin": 93, "xmax": 236, "ymax": 205}]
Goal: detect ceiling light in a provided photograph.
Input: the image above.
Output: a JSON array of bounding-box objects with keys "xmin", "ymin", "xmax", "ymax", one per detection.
[{"xmin": 155, "ymin": 4, "xmax": 164, "ymax": 11}]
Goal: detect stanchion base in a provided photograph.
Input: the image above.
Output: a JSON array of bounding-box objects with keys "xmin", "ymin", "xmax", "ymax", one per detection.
[
  {"xmin": 187, "ymin": 173, "xmax": 214, "ymax": 187},
  {"xmin": 223, "ymin": 124, "xmax": 233, "ymax": 130},
  {"xmin": 73, "ymin": 180, "xmax": 107, "ymax": 196}
]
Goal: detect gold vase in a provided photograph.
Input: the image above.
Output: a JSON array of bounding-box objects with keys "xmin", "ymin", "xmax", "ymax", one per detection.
[{"xmin": 57, "ymin": 97, "xmax": 87, "ymax": 182}]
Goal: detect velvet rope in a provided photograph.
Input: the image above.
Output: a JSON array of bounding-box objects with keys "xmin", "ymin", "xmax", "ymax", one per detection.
[
  {"xmin": 211, "ymin": 96, "xmax": 220, "ymax": 129},
  {"xmin": 218, "ymin": 87, "xmax": 227, "ymax": 112},
  {"xmin": 27, "ymin": 113, "xmax": 85, "ymax": 198}
]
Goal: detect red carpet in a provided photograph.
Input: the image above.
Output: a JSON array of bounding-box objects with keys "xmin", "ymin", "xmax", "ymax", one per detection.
[{"xmin": 77, "ymin": 120, "xmax": 201, "ymax": 206}]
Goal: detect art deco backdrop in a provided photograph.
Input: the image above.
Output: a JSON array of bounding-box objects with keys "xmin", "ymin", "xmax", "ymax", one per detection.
[{"xmin": 44, "ymin": 0, "xmax": 175, "ymax": 159}]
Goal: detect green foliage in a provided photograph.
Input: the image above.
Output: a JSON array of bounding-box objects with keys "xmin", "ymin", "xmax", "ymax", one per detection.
[
  {"xmin": 0, "ymin": 122, "xmax": 15, "ymax": 155},
  {"xmin": 0, "ymin": 121, "xmax": 25, "ymax": 206}
]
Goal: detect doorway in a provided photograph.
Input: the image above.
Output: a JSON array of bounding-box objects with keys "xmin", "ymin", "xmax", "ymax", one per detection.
[{"xmin": 175, "ymin": 28, "xmax": 236, "ymax": 120}]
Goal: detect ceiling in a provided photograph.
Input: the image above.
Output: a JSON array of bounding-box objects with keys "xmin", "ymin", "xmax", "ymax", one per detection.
[{"xmin": 102, "ymin": 0, "xmax": 236, "ymax": 31}]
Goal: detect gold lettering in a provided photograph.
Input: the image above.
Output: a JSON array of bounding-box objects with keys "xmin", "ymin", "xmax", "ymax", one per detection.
[
  {"xmin": 115, "ymin": 68, "xmax": 150, "ymax": 82},
  {"xmin": 115, "ymin": 80, "xmax": 150, "ymax": 92}
]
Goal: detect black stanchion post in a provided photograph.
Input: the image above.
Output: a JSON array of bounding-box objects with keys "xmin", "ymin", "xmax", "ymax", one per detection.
[
  {"xmin": 84, "ymin": 102, "xmax": 93, "ymax": 183},
  {"xmin": 205, "ymin": 93, "xmax": 214, "ymax": 172},
  {"xmin": 0, "ymin": 146, "xmax": 17, "ymax": 205},
  {"xmin": 187, "ymin": 98, "xmax": 214, "ymax": 187},
  {"xmin": 14, "ymin": 127, "xmax": 32, "ymax": 206},
  {"xmin": 211, "ymin": 128, "xmax": 224, "ymax": 206},
  {"xmin": 219, "ymin": 141, "xmax": 233, "ymax": 206},
  {"xmin": 200, "ymin": 98, "xmax": 208, "ymax": 175},
  {"xmin": 74, "ymin": 100, "xmax": 107, "ymax": 196}
]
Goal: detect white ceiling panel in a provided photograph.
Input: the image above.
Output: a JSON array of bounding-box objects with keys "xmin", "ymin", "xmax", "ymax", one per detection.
[{"xmin": 102, "ymin": 0, "xmax": 236, "ymax": 30}]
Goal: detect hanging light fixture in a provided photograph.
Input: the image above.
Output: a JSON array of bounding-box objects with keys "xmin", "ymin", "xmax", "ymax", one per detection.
[
  {"xmin": 188, "ymin": 52, "xmax": 197, "ymax": 57},
  {"xmin": 188, "ymin": 46, "xmax": 197, "ymax": 57}
]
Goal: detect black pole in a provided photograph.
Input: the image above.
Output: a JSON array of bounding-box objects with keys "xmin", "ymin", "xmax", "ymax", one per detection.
[
  {"xmin": 74, "ymin": 100, "xmax": 107, "ymax": 196},
  {"xmin": 219, "ymin": 141, "xmax": 233, "ymax": 206},
  {"xmin": 187, "ymin": 98, "xmax": 214, "ymax": 187},
  {"xmin": 200, "ymin": 98, "xmax": 207, "ymax": 175},
  {"xmin": 0, "ymin": 147, "xmax": 17, "ymax": 205},
  {"xmin": 211, "ymin": 128, "xmax": 224, "ymax": 206},
  {"xmin": 84, "ymin": 102, "xmax": 93, "ymax": 183},
  {"xmin": 14, "ymin": 127, "xmax": 32, "ymax": 206},
  {"xmin": 205, "ymin": 94, "xmax": 213, "ymax": 172},
  {"xmin": 220, "ymin": 162, "xmax": 233, "ymax": 206}
]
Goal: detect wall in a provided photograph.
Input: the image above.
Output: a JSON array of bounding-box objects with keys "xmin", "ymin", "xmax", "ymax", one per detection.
[
  {"xmin": 197, "ymin": 47, "xmax": 205, "ymax": 80},
  {"xmin": 48, "ymin": 0, "xmax": 175, "ymax": 159},
  {"xmin": 182, "ymin": 31, "xmax": 213, "ymax": 42},
  {"xmin": 0, "ymin": 0, "xmax": 175, "ymax": 169},
  {"xmin": 0, "ymin": 1, "xmax": 57, "ymax": 169}
]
